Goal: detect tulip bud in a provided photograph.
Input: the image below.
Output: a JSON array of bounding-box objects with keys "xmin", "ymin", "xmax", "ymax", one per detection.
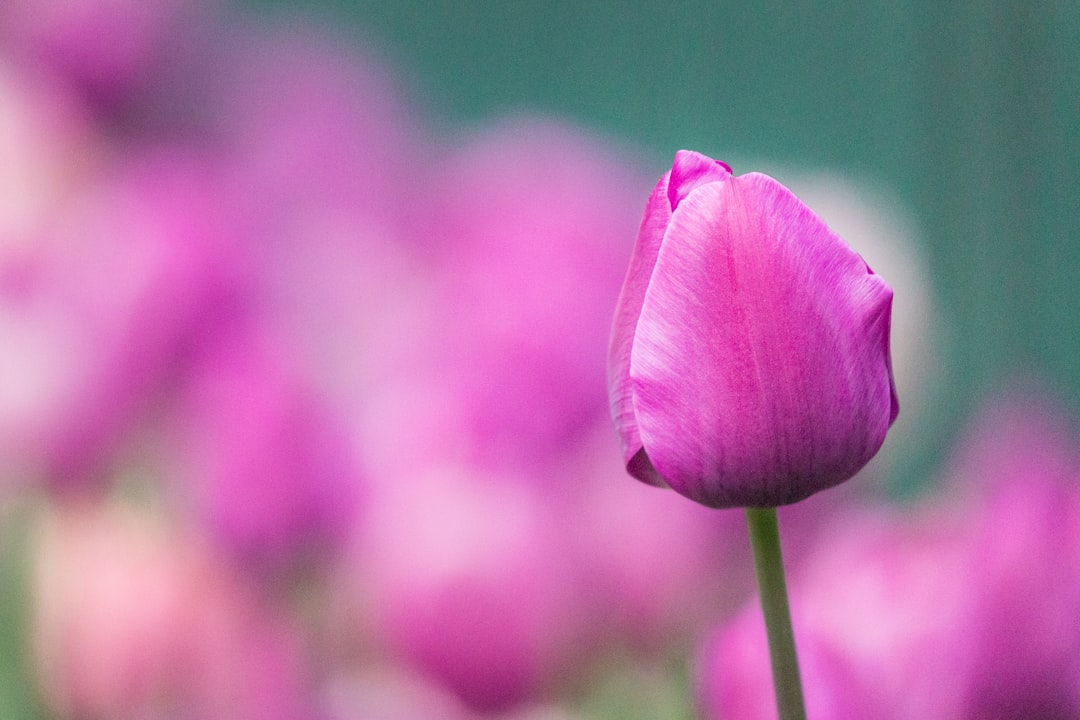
[{"xmin": 608, "ymin": 150, "xmax": 898, "ymax": 507}]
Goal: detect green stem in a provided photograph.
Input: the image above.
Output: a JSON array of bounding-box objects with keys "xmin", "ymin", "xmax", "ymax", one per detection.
[{"xmin": 745, "ymin": 507, "xmax": 806, "ymax": 720}]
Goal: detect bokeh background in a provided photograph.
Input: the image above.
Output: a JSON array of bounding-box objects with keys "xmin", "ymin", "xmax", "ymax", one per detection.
[
  {"xmin": 245, "ymin": 0, "xmax": 1080, "ymax": 487},
  {"xmin": 1, "ymin": 1, "xmax": 1079, "ymax": 718}
]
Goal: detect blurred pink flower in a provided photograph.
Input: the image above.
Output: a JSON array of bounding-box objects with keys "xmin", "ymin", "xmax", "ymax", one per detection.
[
  {"xmin": 0, "ymin": 0, "xmax": 209, "ymax": 106},
  {"xmin": 944, "ymin": 391, "xmax": 1080, "ymax": 717},
  {"xmin": 229, "ymin": 177, "xmax": 443, "ymax": 486},
  {"xmin": 0, "ymin": 150, "xmax": 232, "ymax": 490},
  {"xmin": 696, "ymin": 505, "xmax": 978, "ymax": 720},
  {"xmin": 273, "ymin": 223, "xmax": 453, "ymax": 495},
  {"xmin": 695, "ymin": 391, "xmax": 1080, "ymax": 719},
  {"xmin": 0, "ymin": 55, "xmax": 99, "ymax": 243},
  {"xmin": 418, "ymin": 118, "xmax": 649, "ymax": 469},
  {"xmin": 556, "ymin": 423, "xmax": 744, "ymax": 651},
  {"xmin": 31, "ymin": 499, "xmax": 318, "ymax": 720},
  {"xmin": 162, "ymin": 315, "xmax": 365, "ymax": 574},
  {"xmin": 697, "ymin": 603, "xmax": 879, "ymax": 720},
  {"xmin": 609, "ymin": 150, "xmax": 897, "ymax": 507},
  {"xmin": 344, "ymin": 464, "xmax": 588, "ymax": 713},
  {"xmin": 205, "ymin": 18, "xmax": 422, "ymax": 227},
  {"xmin": 185, "ymin": 19, "xmax": 443, "ymax": 487}
]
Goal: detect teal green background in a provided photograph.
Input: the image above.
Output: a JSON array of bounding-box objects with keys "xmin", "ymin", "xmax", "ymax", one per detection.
[{"xmin": 243, "ymin": 0, "xmax": 1080, "ymax": 482}]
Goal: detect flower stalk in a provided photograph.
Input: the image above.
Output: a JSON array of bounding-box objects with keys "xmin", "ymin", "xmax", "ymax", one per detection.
[{"xmin": 745, "ymin": 507, "xmax": 806, "ymax": 720}]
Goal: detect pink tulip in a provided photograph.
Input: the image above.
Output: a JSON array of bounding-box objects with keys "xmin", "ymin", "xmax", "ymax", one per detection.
[
  {"xmin": 779, "ymin": 172, "xmax": 938, "ymax": 461},
  {"xmin": 609, "ymin": 150, "xmax": 898, "ymax": 507}
]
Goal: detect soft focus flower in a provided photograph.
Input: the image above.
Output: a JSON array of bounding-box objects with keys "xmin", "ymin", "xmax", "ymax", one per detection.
[
  {"xmin": 556, "ymin": 422, "xmax": 743, "ymax": 649},
  {"xmin": 321, "ymin": 668, "xmax": 474, "ymax": 720},
  {"xmin": 419, "ymin": 118, "xmax": 648, "ymax": 470},
  {"xmin": 696, "ymin": 505, "xmax": 978, "ymax": 720},
  {"xmin": 162, "ymin": 316, "xmax": 364, "ymax": 575},
  {"xmin": 696, "ymin": 604, "xmax": 880, "ymax": 720},
  {"xmin": 0, "ymin": 56, "xmax": 99, "ymax": 492},
  {"xmin": 608, "ymin": 150, "xmax": 898, "ymax": 507},
  {"xmin": 205, "ymin": 18, "xmax": 420, "ymax": 225},
  {"xmin": 0, "ymin": 0, "xmax": 209, "ymax": 106},
  {"xmin": 31, "ymin": 499, "xmax": 317, "ymax": 720},
  {"xmin": 696, "ymin": 391, "xmax": 1080, "ymax": 719},
  {"xmin": 191, "ymin": 19, "xmax": 440, "ymax": 485},
  {"xmin": 944, "ymin": 391, "xmax": 1080, "ymax": 718},
  {"xmin": 0, "ymin": 151, "xmax": 230, "ymax": 490},
  {"xmin": 342, "ymin": 464, "xmax": 587, "ymax": 713}
]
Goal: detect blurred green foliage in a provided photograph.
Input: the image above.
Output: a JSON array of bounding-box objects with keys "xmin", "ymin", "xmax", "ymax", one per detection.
[{"xmin": 0, "ymin": 507, "xmax": 46, "ymax": 720}]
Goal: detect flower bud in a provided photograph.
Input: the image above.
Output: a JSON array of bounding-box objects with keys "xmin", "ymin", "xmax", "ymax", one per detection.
[{"xmin": 608, "ymin": 150, "xmax": 898, "ymax": 507}]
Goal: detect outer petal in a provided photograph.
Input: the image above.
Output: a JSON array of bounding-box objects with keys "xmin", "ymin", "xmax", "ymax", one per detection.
[
  {"xmin": 608, "ymin": 151, "xmax": 733, "ymax": 486},
  {"xmin": 607, "ymin": 171, "xmax": 672, "ymax": 485},
  {"xmin": 630, "ymin": 172, "xmax": 896, "ymax": 507},
  {"xmin": 667, "ymin": 150, "xmax": 733, "ymax": 210}
]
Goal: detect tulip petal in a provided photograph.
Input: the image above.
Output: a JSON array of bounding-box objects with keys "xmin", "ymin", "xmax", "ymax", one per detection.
[
  {"xmin": 607, "ymin": 172, "xmax": 672, "ymax": 486},
  {"xmin": 609, "ymin": 150, "xmax": 736, "ymax": 486},
  {"xmin": 667, "ymin": 150, "xmax": 733, "ymax": 211},
  {"xmin": 629, "ymin": 171, "xmax": 896, "ymax": 507}
]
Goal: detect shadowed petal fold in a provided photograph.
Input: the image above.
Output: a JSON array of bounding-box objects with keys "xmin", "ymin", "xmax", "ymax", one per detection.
[{"xmin": 607, "ymin": 172, "xmax": 672, "ymax": 486}]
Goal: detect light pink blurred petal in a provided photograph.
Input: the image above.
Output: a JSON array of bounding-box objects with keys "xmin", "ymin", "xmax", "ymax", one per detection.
[
  {"xmin": 558, "ymin": 424, "xmax": 745, "ymax": 649},
  {"xmin": 347, "ymin": 464, "xmax": 587, "ymax": 713},
  {"xmin": 31, "ymin": 499, "xmax": 318, "ymax": 720},
  {"xmin": 1, "ymin": 151, "xmax": 232, "ymax": 490},
  {"xmin": 423, "ymin": 118, "xmax": 649, "ymax": 467},
  {"xmin": 165, "ymin": 318, "xmax": 365, "ymax": 574},
  {"xmin": 696, "ymin": 606, "xmax": 882, "ymax": 720}
]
